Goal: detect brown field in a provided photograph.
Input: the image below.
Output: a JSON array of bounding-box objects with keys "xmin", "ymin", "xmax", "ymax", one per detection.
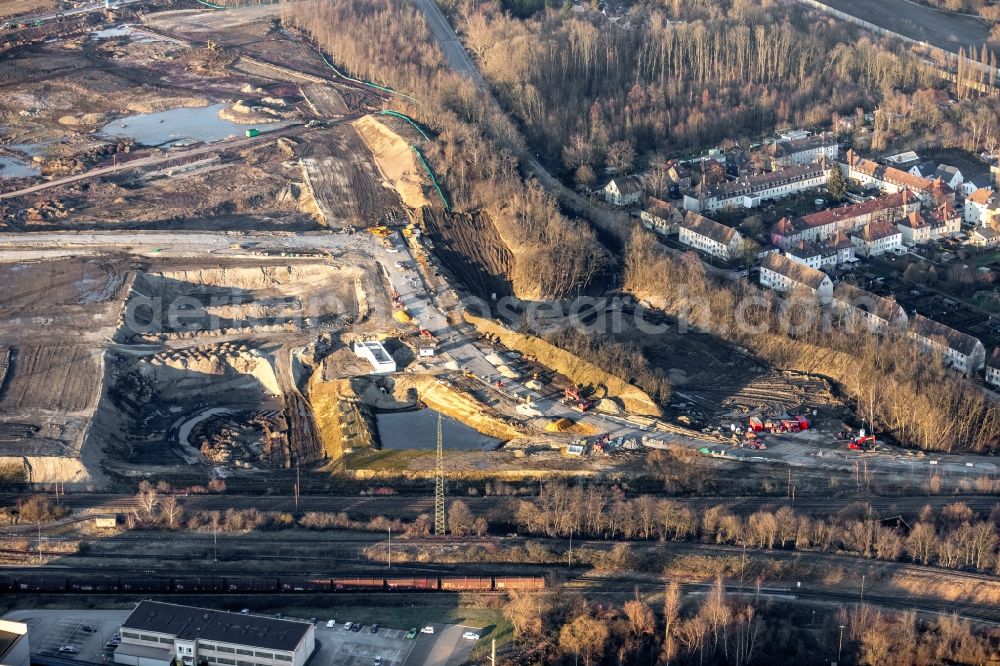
[
  {"xmin": 0, "ymin": 0, "xmax": 55, "ymax": 20},
  {"xmin": 0, "ymin": 345, "xmax": 101, "ymax": 412},
  {"xmin": 301, "ymin": 125, "xmax": 400, "ymax": 227}
]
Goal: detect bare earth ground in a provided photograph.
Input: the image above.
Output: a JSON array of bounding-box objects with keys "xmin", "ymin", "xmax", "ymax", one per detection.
[
  {"xmin": 301, "ymin": 125, "xmax": 401, "ymax": 228},
  {"xmin": 0, "ymin": 0, "xmax": 55, "ymax": 20}
]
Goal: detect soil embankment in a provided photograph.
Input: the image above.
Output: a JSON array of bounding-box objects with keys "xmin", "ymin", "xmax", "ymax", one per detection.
[
  {"xmin": 352, "ymin": 115, "xmax": 430, "ymax": 209},
  {"xmin": 307, "ymin": 373, "xmax": 378, "ymax": 463},
  {"xmin": 417, "ymin": 207, "xmax": 514, "ymax": 300},
  {"xmin": 465, "ymin": 314, "xmax": 663, "ymax": 418},
  {"xmin": 393, "ymin": 374, "xmax": 526, "ymax": 441}
]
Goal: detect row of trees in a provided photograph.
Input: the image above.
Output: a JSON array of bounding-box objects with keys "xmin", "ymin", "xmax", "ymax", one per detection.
[
  {"xmin": 514, "ymin": 482, "xmax": 1000, "ymax": 574},
  {"xmin": 503, "ymin": 581, "xmax": 1000, "ymax": 665},
  {"xmin": 277, "ymin": 0, "xmax": 611, "ymax": 300}
]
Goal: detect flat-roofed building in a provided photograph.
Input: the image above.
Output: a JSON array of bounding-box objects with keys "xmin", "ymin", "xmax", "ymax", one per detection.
[
  {"xmin": 116, "ymin": 601, "xmax": 315, "ymax": 666},
  {"xmin": 353, "ymin": 340, "xmax": 396, "ymax": 374},
  {"xmin": 0, "ymin": 620, "xmax": 29, "ymax": 666}
]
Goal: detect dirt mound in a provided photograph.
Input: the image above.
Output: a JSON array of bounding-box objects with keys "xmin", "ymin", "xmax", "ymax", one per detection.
[
  {"xmin": 353, "ymin": 115, "xmax": 430, "ymax": 209},
  {"xmin": 466, "ymin": 314, "xmax": 663, "ymax": 418},
  {"xmin": 144, "ymin": 344, "xmax": 281, "ymax": 395},
  {"xmin": 394, "ymin": 374, "xmax": 526, "ymax": 441},
  {"xmin": 307, "ymin": 370, "xmax": 377, "ymax": 462}
]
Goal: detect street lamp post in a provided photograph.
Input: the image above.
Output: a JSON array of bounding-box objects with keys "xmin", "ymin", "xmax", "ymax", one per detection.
[{"xmin": 838, "ymin": 624, "xmax": 845, "ymax": 664}]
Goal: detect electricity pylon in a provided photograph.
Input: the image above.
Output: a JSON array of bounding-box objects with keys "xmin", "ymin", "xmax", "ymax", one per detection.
[{"xmin": 434, "ymin": 414, "xmax": 446, "ymax": 536}]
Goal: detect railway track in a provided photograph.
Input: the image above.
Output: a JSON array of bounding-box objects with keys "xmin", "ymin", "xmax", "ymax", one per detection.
[{"xmin": 4, "ymin": 492, "xmax": 998, "ymax": 517}]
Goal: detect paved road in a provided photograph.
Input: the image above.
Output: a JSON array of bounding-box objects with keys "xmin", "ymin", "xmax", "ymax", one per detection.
[
  {"xmin": 805, "ymin": 0, "xmax": 990, "ymax": 54},
  {"xmin": 409, "ymin": 0, "xmax": 631, "ymax": 242},
  {"xmin": 14, "ymin": 0, "xmax": 142, "ymax": 25}
]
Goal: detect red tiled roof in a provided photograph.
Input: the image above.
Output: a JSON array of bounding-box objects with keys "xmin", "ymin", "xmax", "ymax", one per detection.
[
  {"xmin": 897, "ymin": 211, "xmax": 930, "ymax": 229},
  {"xmin": 793, "ymin": 193, "xmax": 907, "ymax": 231},
  {"xmin": 857, "ymin": 220, "xmax": 900, "ymax": 241}
]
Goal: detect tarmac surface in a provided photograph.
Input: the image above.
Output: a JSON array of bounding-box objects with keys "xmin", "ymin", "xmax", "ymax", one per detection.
[{"xmin": 812, "ymin": 0, "xmax": 990, "ymax": 54}]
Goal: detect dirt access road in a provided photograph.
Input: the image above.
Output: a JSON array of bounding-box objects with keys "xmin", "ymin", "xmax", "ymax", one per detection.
[{"xmin": 0, "ymin": 123, "xmax": 319, "ymax": 200}]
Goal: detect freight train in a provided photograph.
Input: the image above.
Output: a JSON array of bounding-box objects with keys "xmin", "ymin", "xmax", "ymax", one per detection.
[{"xmin": 0, "ymin": 574, "xmax": 545, "ymax": 594}]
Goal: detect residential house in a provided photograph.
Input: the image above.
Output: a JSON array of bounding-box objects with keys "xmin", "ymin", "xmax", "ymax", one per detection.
[
  {"xmin": 832, "ymin": 283, "xmax": 908, "ymax": 333},
  {"xmin": 909, "ymin": 161, "xmax": 939, "ymax": 179},
  {"xmin": 768, "ymin": 131, "xmax": 838, "ymax": 169},
  {"xmin": 909, "ymin": 313, "xmax": 986, "ymax": 374},
  {"xmin": 896, "ymin": 210, "xmax": 933, "ymax": 245},
  {"xmin": 845, "ymin": 150, "xmax": 936, "ymax": 204},
  {"xmin": 970, "ymin": 226, "xmax": 1000, "ymax": 247},
  {"xmin": 602, "ymin": 176, "xmax": 643, "ymax": 206},
  {"xmin": 666, "ymin": 161, "xmax": 692, "ymax": 188},
  {"xmin": 960, "ymin": 178, "xmax": 988, "ymax": 199},
  {"xmin": 926, "ymin": 203, "xmax": 962, "ymax": 239},
  {"xmin": 928, "ymin": 177, "xmax": 956, "ymax": 206},
  {"xmin": 769, "ymin": 191, "xmax": 917, "ymax": 249},
  {"xmin": 640, "ymin": 197, "xmax": 683, "ymax": 235},
  {"xmin": 678, "ymin": 211, "xmax": 744, "ymax": 260},
  {"xmin": 986, "ymin": 348, "xmax": 1000, "ymax": 387},
  {"xmin": 909, "ymin": 162, "xmax": 963, "ymax": 191},
  {"xmin": 759, "ymin": 253, "xmax": 834, "ymax": 304},
  {"xmin": 885, "ymin": 150, "xmax": 921, "ymax": 167},
  {"xmin": 784, "ymin": 232, "xmax": 855, "ymax": 269},
  {"xmin": 965, "ymin": 188, "xmax": 1000, "ymax": 226},
  {"xmin": 851, "ymin": 220, "xmax": 902, "ymax": 256},
  {"xmin": 684, "ymin": 163, "xmax": 829, "ymax": 212}
]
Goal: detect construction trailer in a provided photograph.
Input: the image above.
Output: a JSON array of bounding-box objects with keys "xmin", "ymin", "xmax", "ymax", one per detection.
[
  {"xmin": 353, "ymin": 340, "xmax": 396, "ymax": 374},
  {"xmin": 418, "ymin": 329, "xmax": 437, "ymax": 357}
]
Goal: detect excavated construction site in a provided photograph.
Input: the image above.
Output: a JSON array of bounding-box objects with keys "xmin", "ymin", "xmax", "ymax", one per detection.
[{"xmin": 0, "ymin": 1, "xmax": 861, "ymax": 490}]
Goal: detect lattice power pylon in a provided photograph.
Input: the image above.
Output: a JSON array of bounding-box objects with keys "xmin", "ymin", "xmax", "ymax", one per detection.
[{"xmin": 434, "ymin": 414, "xmax": 446, "ymax": 536}]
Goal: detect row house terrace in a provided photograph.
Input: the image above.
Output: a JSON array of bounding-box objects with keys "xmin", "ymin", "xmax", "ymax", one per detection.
[
  {"xmin": 683, "ymin": 163, "xmax": 829, "ymax": 213},
  {"xmin": 845, "ymin": 150, "xmax": 940, "ymax": 205},
  {"xmin": 769, "ymin": 191, "xmax": 918, "ymax": 249}
]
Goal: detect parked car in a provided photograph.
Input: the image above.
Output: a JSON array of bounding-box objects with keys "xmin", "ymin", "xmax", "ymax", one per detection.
[
  {"xmin": 351, "ymin": 624, "xmax": 362, "ymax": 632},
  {"xmin": 405, "ymin": 628, "xmax": 417, "ymax": 639},
  {"xmin": 342, "ymin": 623, "xmax": 354, "ymax": 632},
  {"xmin": 421, "ymin": 626, "xmax": 435, "ymax": 634},
  {"xmin": 370, "ymin": 624, "xmax": 379, "ymax": 634},
  {"xmin": 462, "ymin": 632, "xmax": 481, "ymax": 641},
  {"xmin": 373, "ymin": 658, "xmax": 382, "ymax": 666},
  {"xmin": 58, "ymin": 646, "xmax": 79, "ymax": 654},
  {"xmin": 326, "ymin": 620, "xmax": 336, "ymax": 628}
]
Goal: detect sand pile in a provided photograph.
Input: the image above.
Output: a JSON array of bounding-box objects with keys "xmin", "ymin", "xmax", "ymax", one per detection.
[
  {"xmin": 144, "ymin": 343, "xmax": 280, "ymax": 395},
  {"xmin": 353, "ymin": 115, "xmax": 430, "ymax": 209}
]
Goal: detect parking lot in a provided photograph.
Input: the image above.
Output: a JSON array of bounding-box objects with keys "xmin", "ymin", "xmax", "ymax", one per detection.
[
  {"xmin": 3, "ymin": 609, "xmax": 479, "ymax": 666},
  {"xmin": 4, "ymin": 608, "xmax": 130, "ymax": 664}
]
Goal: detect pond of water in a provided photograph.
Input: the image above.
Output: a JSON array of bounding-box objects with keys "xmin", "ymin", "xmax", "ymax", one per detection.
[{"xmin": 376, "ymin": 409, "xmax": 502, "ymax": 451}]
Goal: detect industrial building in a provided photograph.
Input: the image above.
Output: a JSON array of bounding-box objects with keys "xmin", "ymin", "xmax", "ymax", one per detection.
[
  {"xmin": 353, "ymin": 340, "xmax": 397, "ymax": 374},
  {"xmin": 115, "ymin": 601, "xmax": 315, "ymax": 666},
  {"xmin": 0, "ymin": 619, "xmax": 29, "ymax": 666}
]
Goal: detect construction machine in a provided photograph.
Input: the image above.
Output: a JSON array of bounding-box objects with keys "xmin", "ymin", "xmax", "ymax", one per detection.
[
  {"xmin": 563, "ymin": 385, "xmax": 594, "ymax": 413},
  {"xmin": 848, "ymin": 435, "xmax": 877, "ymax": 452}
]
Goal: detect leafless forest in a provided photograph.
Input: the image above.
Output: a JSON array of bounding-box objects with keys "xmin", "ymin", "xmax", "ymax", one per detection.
[{"xmin": 279, "ymin": 0, "xmax": 611, "ymax": 300}]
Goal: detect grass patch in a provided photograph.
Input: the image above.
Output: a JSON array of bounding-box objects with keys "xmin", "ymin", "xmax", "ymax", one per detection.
[{"xmin": 346, "ymin": 448, "xmax": 433, "ymax": 471}]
